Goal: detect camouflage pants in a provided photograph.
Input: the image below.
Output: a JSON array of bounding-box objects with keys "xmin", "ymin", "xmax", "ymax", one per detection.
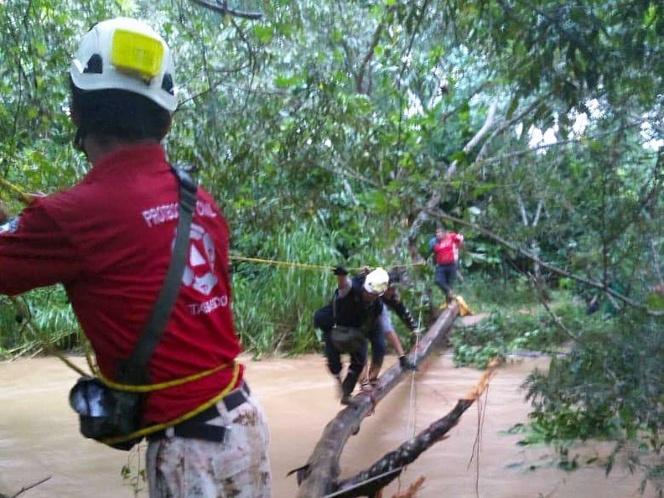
[{"xmin": 146, "ymin": 390, "xmax": 271, "ymax": 498}]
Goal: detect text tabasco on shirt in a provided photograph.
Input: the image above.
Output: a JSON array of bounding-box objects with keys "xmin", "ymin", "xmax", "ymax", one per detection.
[{"xmin": 0, "ymin": 143, "xmax": 242, "ymax": 424}]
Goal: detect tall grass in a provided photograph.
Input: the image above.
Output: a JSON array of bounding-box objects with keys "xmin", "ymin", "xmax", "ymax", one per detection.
[
  {"xmin": 231, "ymin": 224, "xmax": 343, "ymax": 356},
  {"xmin": 0, "ymin": 288, "xmax": 80, "ymax": 358}
]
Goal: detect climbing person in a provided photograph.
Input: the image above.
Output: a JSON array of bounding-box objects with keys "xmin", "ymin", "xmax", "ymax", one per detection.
[
  {"xmin": 313, "ymin": 266, "xmax": 390, "ymax": 405},
  {"xmin": 429, "ymin": 226, "xmax": 464, "ymax": 304},
  {"xmin": 0, "ymin": 18, "xmax": 270, "ymax": 498},
  {"xmin": 360, "ymin": 269, "xmax": 418, "ymax": 389}
]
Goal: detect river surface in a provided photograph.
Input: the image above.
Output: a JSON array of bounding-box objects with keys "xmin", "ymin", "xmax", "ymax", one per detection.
[{"xmin": 0, "ymin": 352, "xmax": 655, "ymax": 497}]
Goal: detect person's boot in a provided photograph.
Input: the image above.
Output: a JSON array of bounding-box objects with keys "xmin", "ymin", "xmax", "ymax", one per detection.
[
  {"xmin": 440, "ymin": 292, "xmax": 454, "ymax": 310},
  {"xmin": 340, "ymin": 370, "xmax": 360, "ymax": 405},
  {"xmin": 333, "ymin": 373, "xmax": 344, "ymax": 399},
  {"xmin": 368, "ymin": 362, "xmax": 381, "ymax": 384}
]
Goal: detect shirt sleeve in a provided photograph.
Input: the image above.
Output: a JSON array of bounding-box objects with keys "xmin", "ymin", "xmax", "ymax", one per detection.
[
  {"xmin": 0, "ymin": 202, "xmax": 84, "ymax": 295},
  {"xmin": 377, "ymin": 306, "xmax": 393, "ymax": 335},
  {"xmin": 337, "ymin": 276, "xmax": 353, "ymax": 298},
  {"xmin": 384, "ymin": 293, "xmax": 417, "ymax": 331}
]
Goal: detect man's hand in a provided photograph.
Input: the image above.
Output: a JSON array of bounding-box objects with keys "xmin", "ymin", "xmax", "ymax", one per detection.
[
  {"xmin": 399, "ymin": 355, "xmax": 417, "ymax": 371},
  {"xmin": 358, "ymin": 266, "xmax": 372, "ymax": 277},
  {"xmin": 332, "ymin": 266, "xmax": 349, "ymax": 276}
]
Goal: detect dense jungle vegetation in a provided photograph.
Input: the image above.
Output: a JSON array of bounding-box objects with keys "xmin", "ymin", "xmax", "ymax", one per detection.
[{"xmin": 0, "ymin": 0, "xmax": 662, "ymax": 493}]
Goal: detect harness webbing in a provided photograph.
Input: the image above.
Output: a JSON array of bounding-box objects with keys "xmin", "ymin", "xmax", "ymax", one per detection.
[{"xmin": 101, "ymin": 361, "xmax": 241, "ymax": 446}]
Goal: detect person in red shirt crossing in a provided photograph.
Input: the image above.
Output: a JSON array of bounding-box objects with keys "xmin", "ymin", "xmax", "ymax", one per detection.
[
  {"xmin": 429, "ymin": 226, "xmax": 464, "ymax": 304},
  {"xmin": 0, "ymin": 18, "xmax": 270, "ymax": 498}
]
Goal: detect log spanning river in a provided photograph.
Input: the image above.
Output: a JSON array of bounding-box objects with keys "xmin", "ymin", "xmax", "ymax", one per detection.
[{"xmin": 0, "ymin": 353, "xmax": 655, "ymax": 497}]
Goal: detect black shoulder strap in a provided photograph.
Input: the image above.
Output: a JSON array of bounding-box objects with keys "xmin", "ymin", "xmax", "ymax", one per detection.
[
  {"xmin": 118, "ymin": 166, "xmax": 197, "ymax": 384},
  {"xmin": 332, "ymin": 290, "xmax": 339, "ymax": 325}
]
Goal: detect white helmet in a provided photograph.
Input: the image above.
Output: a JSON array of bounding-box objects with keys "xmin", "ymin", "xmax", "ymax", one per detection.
[
  {"xmin": 363, "ymin": 267, "xmax": 389, "ymax": 296},
  {"xmin": 70, "ymin": 18, "xmax": 177, "ymax": 112}
]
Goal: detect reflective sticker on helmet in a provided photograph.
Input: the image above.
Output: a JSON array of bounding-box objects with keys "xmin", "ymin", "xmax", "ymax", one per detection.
[{"xmin": 111, "ymin": 29, "xmax": 164, "ymax": 80}]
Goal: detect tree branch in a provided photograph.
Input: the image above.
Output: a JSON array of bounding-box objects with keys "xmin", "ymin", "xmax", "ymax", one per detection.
[
  {"xmin": 7, "ymin": 476, "xmax": 51, "ymax": 498},
  {"xmin": 474, "ymin": 96, "xmax": 548, "ymax": 165},
  {"xmin": 527, "ymin": 272, "xmax": 587, "ymax": 346},
  {"xmin": 406, "ymin": 100, "xmax": 498, "ymax": 245},
  {"xmin": 427, "ymin": 208, "xmax": 664, "ymax": 317},
  {"xmin": 532, "ymin": 199, "xmax": 544, "ymax": 227},
  {"xmin": 474, "ymin": 119, "xmax": 645, "ymax": 169},
  {"xmin": 330, "ymin": 360, "xmax": 500, "ymax": 498},
  {"xmin": 190, "ymin": 0, "xmax": 263, "ymax": 20},
  {"xmin": 355, "ymin": 19, "xmax": 386, "ymax": 94}
]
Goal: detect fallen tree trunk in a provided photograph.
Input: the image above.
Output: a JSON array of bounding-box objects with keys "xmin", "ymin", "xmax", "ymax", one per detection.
[
  {"xmin": 295, "ymin": 303, "xmax": 459, "ymax": 498},
  {"xmin": 331, "ymin": 361, "xmax": 500, "ymax": 498}
]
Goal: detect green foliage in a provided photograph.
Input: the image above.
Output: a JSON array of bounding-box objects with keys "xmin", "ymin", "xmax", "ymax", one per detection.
[
  {"xmin": 522, "ymin": 312, "xmax": 664, "ymax": 492},
  {"xmin": 0, "ymin": 288, "xmax": 79, "ymax": 358},
  {"xmin": 231, "ymin": 223, "xmax": 341, "ymax": 355},
  {"xmin": 451, "ymin": 292, "xmax": 587, "ymax": 368},
  {"xmin": 121, "ymin": 444, "xmax": 147, "ymax": 497},
  {"xmin": 524, "ymin": 314, "xmax": 664, "ymax": 440},
  {"xmin": 0, "ymin": 0, "xmax": 662, "ymax": 486}
]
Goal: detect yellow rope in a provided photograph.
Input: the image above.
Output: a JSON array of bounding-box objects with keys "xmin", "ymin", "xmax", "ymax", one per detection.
[
  {"xmin": 95, "ymin": 361, "xmax": 230, "ymax": 392},
  {"xmin": 230, "ymin": 254, "xmax": 425, "ymax": 271},
  {"xmin": 0, "ymin": 177, "xmax": 34, "ymax": 205},
  {"xmin": 230, "ymin": 255, "xmax": 334, "ymax": 271},
  {"xmin": 101, "ymin": 362, "xmax": 241, "ymax": 446}
]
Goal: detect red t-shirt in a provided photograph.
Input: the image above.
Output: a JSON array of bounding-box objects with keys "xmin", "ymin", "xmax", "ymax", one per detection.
[
  {"xmin": 432, "ymin": 232, "xmax": 464, "ymax": 265},
  {"xmin": 0, "ymin": 144, "xmax": 242, "ymax": 424}
]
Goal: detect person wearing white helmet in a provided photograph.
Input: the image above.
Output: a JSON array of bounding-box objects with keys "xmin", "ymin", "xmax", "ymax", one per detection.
[
  {"xmin": 313, "ymin": 266, "xmax": 413, "ymax": 404},
  {"xmin": 360, "ymin": 269, "xmax": 418, "ymax": 387},
  {"xmin": 68, "ymin": 17, "xmax": 176, "ymax": 153},
  {"xmin": 0, "ymin": 18, "xmax": 270, "ymax": 498}
]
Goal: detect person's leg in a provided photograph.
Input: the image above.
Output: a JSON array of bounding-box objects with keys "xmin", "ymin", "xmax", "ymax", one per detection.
[
  {"xmin": 437, "ymin": 264, "xmax": 458, "ymax": 301},
  {"xmin": 341, "ymin": 340, "xmax": 367, "ymax": 403},
  {"xmin": 366, "ymin": 327, "xmax": 385, "ymax": 383},
  {"xmin": 443, "ymin": 264, "xmax": 457, "ymax": 297},
  {"xmin": 434, "ymin": 264, "xmax": 452, "ymax": 299},
  {"xmin": 146, "ymin": 388, "xmax": 271, "ymax": 498}
]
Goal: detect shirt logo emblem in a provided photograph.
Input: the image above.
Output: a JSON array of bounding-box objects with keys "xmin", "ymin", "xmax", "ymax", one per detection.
[{"xmin": 181, "ymin": 223, "xmax": 218, "ymax": 296}]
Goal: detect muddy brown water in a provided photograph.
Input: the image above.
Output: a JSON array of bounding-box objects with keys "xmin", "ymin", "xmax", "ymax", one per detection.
[{"xmin": 0, "ymin": 352, "xmax": 655, "ymax": 497}]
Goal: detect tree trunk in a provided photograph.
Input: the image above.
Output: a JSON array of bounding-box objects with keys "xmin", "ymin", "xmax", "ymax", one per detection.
[
  {"xmin": 331, "ymin": 361, "xmax": 499, "ymax": 498},
  {"xmin": 295, "ymin": 304, "xmax": 459, "ymax": 498}
]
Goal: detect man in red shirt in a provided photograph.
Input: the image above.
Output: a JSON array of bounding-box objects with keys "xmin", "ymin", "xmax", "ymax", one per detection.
[
  {"xmin": 429, "ymin": 226, "xmax": 464, "ymax": 303},
  {"xmin": 0, "ymin": 18, "xmax": 270, "ymax": 498}
]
